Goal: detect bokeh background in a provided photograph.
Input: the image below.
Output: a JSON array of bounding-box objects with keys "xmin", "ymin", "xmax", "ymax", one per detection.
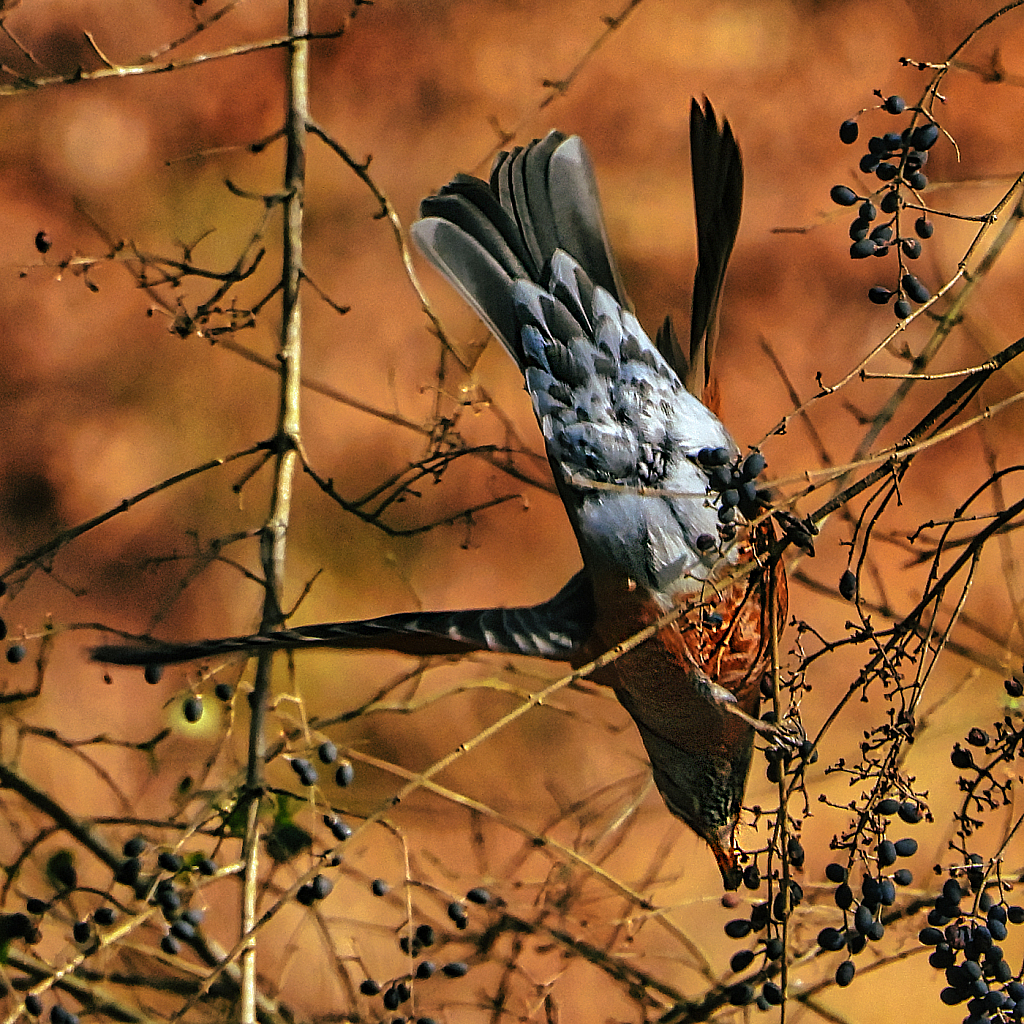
[{"xmin": 1, "ymin": 1, "xmax": 1023, "ymax": 1021}]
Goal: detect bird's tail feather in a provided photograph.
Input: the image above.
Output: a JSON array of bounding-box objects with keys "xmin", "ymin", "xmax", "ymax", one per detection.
[{"xmin": 92, "ymin": 571, "xmax": 594, "ymax": 668}]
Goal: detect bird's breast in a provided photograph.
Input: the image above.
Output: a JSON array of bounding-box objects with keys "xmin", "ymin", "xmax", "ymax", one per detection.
[{"xmin": 575, "ymin": 524, "xmax": 786, "ymax": 761}]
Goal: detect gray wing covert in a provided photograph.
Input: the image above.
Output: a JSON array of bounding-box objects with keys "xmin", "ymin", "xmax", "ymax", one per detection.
[{"xmin": 413, "ymin": 131, "xmax": 743, "ymax": 595}]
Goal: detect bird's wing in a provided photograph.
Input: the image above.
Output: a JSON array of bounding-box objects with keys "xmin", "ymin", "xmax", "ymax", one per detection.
[
  {"xmin": 413, "ymin": 131, "xmax": 744, "ymax": 595},
  {"xmin": 91, "ymin": 571, "xmax": 595, "ymax": 667}
]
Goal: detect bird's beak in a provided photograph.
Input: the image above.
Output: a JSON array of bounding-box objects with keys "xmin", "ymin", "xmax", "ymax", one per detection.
[{"xmin": 707, "ymin": 823, "xmax": 743, "ymax": 890}]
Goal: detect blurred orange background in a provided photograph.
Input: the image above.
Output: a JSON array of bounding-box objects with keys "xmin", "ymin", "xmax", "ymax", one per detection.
[{"xmin": 1, "ymin": 1, "xmax": 1023, "ymax": 1020}]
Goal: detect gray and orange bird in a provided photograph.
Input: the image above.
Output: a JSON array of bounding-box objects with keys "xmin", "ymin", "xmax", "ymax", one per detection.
[{"xmin": 93, "ymin": 100, "xmax": 788, "ymax": 888}]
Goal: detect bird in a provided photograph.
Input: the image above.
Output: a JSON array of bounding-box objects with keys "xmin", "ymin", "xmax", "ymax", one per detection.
[{"xmin": 92, "ymin": 99, "xmax": 788, "ymax": 889}]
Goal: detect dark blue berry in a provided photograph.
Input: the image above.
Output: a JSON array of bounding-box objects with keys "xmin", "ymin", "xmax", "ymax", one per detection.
[
  {"xmin": 144, "ymin": 664, "xmax": 163, "ymax": 685},
  {"xmin": 849, "ymin": 218, "xmax": 871, "ymax": 241},
  {"xmin": 850, "ymin": 239, "xmax": 876, "ymax": 259},
  {"xmin": 868, "ymin": 287, "xmax": 893, "ymax": 305},
  {"xmin": 442, "ymin": 962, "xmax": 469, "ymax": 978},
  {"xmin": 825, "ymin": 862, "xmax": 848, "ymax": 883},
  {"xmin": 894, "ymin": 837, "xmax": 918, "ymax": 857},
  {"xmin": 835, "ymin": 960, "xmax": 855, "ymax": 986},
  {"xmin": 787, "ymin": 838, "xmax": 805, "ymax": 868},
  {"xmin": 122, "ymin": 835, "xmax": 146, "ymax": 858},
  {"xmin": 731, "ymin": 949, "xmax": 755, "ymax": 972},
  {"xmin": 182, "ymin": 696, "xmax": 203, "ymax": 723},
  {"xmin": 741, "ymin": 452, "xmax": 766, "ymax": 479},
  {"xmin": 831, "ymin": 185, "xmax": 859, "ymax": 206},
  {"xmin": 835, "ymin": 883, "xmax": 853, "ymax": 910},
  {"xmin": 310, "ymin": 874, "xmax": 333, "ymax": 900},
  {"xmin": 839, "ymin": 120, "xmax": 859, "ymax": 144},
  {"xmin": 898, "ymin": 801, "xmax": 923, "ymax": 824},
  {"xmin": 880, "ymin": 191, "xmax": 900, "ymax": 213},
  {"xmin": 911, "ymin": 123, "xmax": 940, "ymax": 150},
  {"xmin": 854, "ymin": 904, "xmax": 873, "ymax": 935},
  {"xmin": 371, "ymin": 879, "xmax": 389, "ymax": 897},
  {"xmin": 883, "ymin": 95, "xmax": 906, "ymax": 114},
  {"xmin": 902, "ymin": 275, "xmax": 930, "ymax": 304},
  {"xmin": 876, "ymin": 163, "xmax": 898, "ymax": 181},
  {"xmin": 158, "ymin": 852, "xmax": 183, "ymax": 873},
  {"xmin": 318, "ymin": 741, "xmax": 338, "ymax": 764},
  {"xmin": 324, "ymin": 816, "xmax": 352, "ymax": 841},
  {"xmin": 915, "ymin": 217, "xmax": 934, "ymax": 239},
  {"xmin": 894, "ymin": 299, "xmax": 912, "ymax": 319},
  {"xmin": 725, "ymin": 918, "xmax": 752, "ymax": 939},
  {"xmin": 698, "ymin": 447, "xmax": 731, "ymax": 467},
  {"xmin": 290, "ymin": 758, "xmax": 318, "ymax": 786},
  {"xmin": 862, "ymin": 876, "xmax": 882, "ymax": 907},
  {"xmin": 360, "ymin": 979, "xmax": 381, "ymax": 996},
  {"xmin": 902, "ymin": 239, "xmax": 922, "ymax": 259},
  {"xmin": 728, "ymin": 984, "xmax": 755, "ymax": 1006},
  {"xmin": 940, "ymin": 987, "xmax": 969, "ymax": 1005},
  {"xmin": 7, "ymin": 644, "xmax": 26, "ymax": 664},
  {"xmin": 818, "ymin": 927, "xmax": 846, "ymax": 951}
]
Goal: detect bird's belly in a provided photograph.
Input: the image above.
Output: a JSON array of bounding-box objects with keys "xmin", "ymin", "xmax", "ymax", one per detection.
[{"xmin": 574, "ymin": 569, "xmax": 775, "ymax": 760}]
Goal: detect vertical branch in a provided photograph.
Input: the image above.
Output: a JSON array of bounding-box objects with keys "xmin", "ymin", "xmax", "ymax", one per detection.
[{"xmin": 239, "ymin": 1, "xmax": 308, "ymax": 1021}]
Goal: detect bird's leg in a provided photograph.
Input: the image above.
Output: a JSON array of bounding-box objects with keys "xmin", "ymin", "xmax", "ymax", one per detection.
[{"xmin": 697, "ymin": 670, "xmax": 805, "ymax": 750}]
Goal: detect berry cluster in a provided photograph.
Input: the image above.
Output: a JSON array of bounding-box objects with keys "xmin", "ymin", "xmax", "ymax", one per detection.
[
  {"xmin": 813, "ymin": 798, "xmax": 922, "ymax": 988},
  {"xmin": 830, "ymin": 93, "xmax": 941, "ymax": 318},
  {"xmin": 721, "ymin": 880, "xmax": 803, "ymax": 1009},
  {"xmin": 919, "ymin": 868, "xmax": 1024, "ymax": 1019},
  {"xmin": 693, "ymin": 447, "xmax": 770, "ymax": 547},
  {"xmin": 359, "ymin": 884, "xmax": 492, "ymax": 1023},
  {"xmin": 289, "ymin": 739, "xmax": 356, "ymax": 791},
  {"xmin": 9, "ymin": 833, "xmax": 217, "ymax": 1024}
]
